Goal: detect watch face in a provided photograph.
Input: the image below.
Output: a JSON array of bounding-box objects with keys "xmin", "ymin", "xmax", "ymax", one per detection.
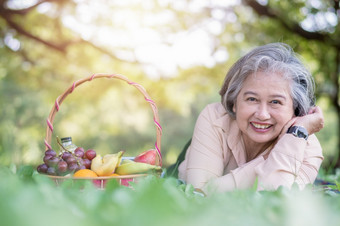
[
  {"xmin": 288, "ymin": 126, "xmax": 308, "ymax": 140},
  {"xmin": 296, "ymin": 129, "xmax": 307, "ymax": 138}
]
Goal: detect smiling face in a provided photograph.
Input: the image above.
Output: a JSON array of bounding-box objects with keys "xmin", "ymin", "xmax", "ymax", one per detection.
[{"xmin": 233, "ymin": 71, "xmax": 295, "ymax": 147}]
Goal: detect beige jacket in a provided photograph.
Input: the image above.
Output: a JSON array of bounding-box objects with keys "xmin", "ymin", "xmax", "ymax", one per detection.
[{"xmin": 178, "ymin": 103, "xmax": 323, "ymax": 195}]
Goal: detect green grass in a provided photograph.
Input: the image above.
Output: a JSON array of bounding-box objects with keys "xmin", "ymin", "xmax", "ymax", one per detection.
[{"xmin": 1, "ymin": 165, "xmax": 340, "ymax": 226}]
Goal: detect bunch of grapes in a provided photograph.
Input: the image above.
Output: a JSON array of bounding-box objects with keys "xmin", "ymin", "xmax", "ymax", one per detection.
[{"xmin": 37, "ymin": 148, "xmax": 97, "ymax": 176}]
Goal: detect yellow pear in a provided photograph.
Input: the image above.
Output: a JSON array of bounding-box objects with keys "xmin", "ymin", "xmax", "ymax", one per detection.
[
  {"xmin": 91, "ymin": 151, "xmax": 124, "ymax": 176},
  {"xmin": 116, "ymin": 161, "xmax": 161, "ymax": 175}
]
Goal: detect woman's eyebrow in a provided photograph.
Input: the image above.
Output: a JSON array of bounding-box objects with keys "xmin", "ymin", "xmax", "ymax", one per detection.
[
  {"xmin": 269, "ymin": 94, "xmax": 287, "ymax": 100},
  {"xmin": 243, "ymin": 91, "xmax": 287, "ymax": 100},
  {"xmin": 243, "ymin": 91, "xmax": 257, "ymax": 96}
]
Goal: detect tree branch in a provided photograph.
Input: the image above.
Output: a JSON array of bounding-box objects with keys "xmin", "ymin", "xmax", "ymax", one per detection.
[
  {"xmin": 0, "ymin": 0, "xmax": 63, "ymax": 15},
  {"xmin": 0, "ymin": 0, "xmax": 71, "ymax": 52},
  {"xmin": 4, "ymin": 16, "xmax": 69, "ymax": 52},
  {"xmin": 0, "ymin": 0, "xmax": 141, "ymax": 63},
  {"xmin": 242, "ymin": 0, "xmax": 335, "ymax": 44},
  {"xmin": 78, "ymin": 39, "xmax": 137, "ymax": 63}
]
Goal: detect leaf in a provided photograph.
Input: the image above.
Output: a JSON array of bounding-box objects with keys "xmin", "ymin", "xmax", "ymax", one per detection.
[
  {"xmin": 252, "ymin": 176, "xmax": 259, "ymax": 191},
  {"xmin": 17, "ymin": 165, "xmax": 34, "ymax": 181},
  {"xmin": 335, "ymin": 180, "xmax": 340, "ymax": 191}
]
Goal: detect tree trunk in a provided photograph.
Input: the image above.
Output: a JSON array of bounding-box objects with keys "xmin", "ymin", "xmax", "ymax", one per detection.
[{"xmin": 334, "ymin": 48, "xmax": 340, "ymax": 168}]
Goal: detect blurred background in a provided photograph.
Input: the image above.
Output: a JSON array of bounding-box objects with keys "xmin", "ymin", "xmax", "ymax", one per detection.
[{"xmin": 0, "ymin": 0, "xmax": 339, "ymax": 171}]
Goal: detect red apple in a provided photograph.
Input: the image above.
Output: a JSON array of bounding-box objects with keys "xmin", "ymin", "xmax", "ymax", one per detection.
[
  {"xmin": 92, "ymin": 179, "xmax": 107, "ymax": 189},
  {"xmin": 120, "ymin": 178, "xmax": 133, "ymax": 187},
  {"xmin": 134, "ymin": 149, "xmax": 160, "ymax": 165}
]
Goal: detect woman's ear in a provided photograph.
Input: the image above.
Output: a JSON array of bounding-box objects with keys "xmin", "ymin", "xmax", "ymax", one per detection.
[{"xmin": 232, "ymin": 103, "xmax": 236, "ymax": 114}]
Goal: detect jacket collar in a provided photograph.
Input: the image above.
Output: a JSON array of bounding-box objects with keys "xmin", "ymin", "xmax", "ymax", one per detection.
[{"xmin": 213, "ymin": 111, "xmax": 247, "ymax": 166}]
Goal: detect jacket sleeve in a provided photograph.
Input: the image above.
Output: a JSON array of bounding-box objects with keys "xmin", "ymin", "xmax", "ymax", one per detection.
[
  {"xmin": 254, "ymin": 134, "xmax": 323, "ymax": 191},
  {"xmin": 205, "ymin": 134, "xmax": 323, "ymax": 194}
]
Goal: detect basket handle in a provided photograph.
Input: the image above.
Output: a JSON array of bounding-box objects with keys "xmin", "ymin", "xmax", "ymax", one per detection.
[{"xmin": 44, "ymin": 73, "xmax": 162, "ymax": 165}]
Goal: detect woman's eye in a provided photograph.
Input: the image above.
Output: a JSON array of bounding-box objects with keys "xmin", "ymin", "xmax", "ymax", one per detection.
[
  {"xmin": 271, "ymin": 100, "xmax": 281, "ymax": 104},
  {"xmin": 247, "ymin": 97, "xmax": 257, "ymax": 102}
]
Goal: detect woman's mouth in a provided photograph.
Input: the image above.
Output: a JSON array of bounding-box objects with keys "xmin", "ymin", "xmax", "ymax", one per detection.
[{"xmin": 251, "ymin": 122, "xmax": 272, "ymax": 130}]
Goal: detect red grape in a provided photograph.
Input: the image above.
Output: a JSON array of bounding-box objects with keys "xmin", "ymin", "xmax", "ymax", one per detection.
[
  {"xmin": 66, "ymin": 156, "xmax": 76, "ymax": 165},
  {"xmin": 74, "ymin": 147, "xmax": 85, "ymax": 158},
  {"xmin": 38, "ymin": 146, "xmax": 98, "ymax": 176},
  {"xmin": 57, "ymin": 161, "xmax": 68, "ymax": 174},
  {"xmin": 47, "ymin": 156, "xmax": 59, "ymax": 167},
  {"xmin": 43, "ymin": 155, "xmax": 53, "ymax": 164},
  {"xmin": 85, "ymin": 149, "xmax": 96, "ymax": 160},
  {"xmin": 46, "ymin": 167, "xmax": 56, "ymax": 175},
  {"xmin": 77, "ymin": 165, "xmax": 86, "ymax": 171},
  {"xmin": 68, "ymin": 163, "xmax": 78, "ymax": 172},
  {"xmin": 61, "ymin": 151, "xmax": 72, "ymax": 161},
  {"xmin": 76, "ymin": 158, "xmax": 84, "ymax": 166},
  {"xmin": 45, "ymin": 149, "xmax": 56, "ymax": 157},
  {"xmin": 37, "ymin": 164, "xmax": 48, "ymax": 174},
  {"xmin": 83, "ymin": 158, "xmax": 91, "ymax": 169}
]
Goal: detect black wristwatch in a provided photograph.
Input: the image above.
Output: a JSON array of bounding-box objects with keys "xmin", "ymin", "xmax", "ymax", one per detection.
[{"xmin": 287, "ymin": 126, "xmax": 309, "ymax": 140}]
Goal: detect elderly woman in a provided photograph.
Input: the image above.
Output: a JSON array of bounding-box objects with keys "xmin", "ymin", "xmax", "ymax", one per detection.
[{"xmin": 178, "ymin": 43, "xmax": 324, "ymax": 195}]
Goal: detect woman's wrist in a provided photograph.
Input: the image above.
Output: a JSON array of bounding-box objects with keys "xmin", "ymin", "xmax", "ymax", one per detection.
[{"xmin": 287, "ymin": 125, "xmax": 309, "ymax": 140}]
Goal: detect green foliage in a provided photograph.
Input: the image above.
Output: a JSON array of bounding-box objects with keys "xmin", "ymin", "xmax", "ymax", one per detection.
[{"xmin": 1, "ymin": 166, "xmax": 340, "ymax": 226}]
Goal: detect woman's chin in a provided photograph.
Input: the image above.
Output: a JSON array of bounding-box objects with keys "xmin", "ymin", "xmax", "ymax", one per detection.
[{"xmin": 247, "ymin": 133, "xmax": 278, "ymax": 144}]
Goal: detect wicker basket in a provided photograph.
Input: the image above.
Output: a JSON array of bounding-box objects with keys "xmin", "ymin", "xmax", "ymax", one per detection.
[{"xmin": 42, "ymin": 73, "xmax": 162, "ymax": 188}]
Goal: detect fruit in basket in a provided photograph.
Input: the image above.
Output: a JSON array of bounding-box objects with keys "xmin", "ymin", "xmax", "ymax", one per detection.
[
  {"xmin": 120, "ymin": 159, "xmax": 134, "ymax": 164},
  {"xmin": 83, "ymin": 158, "xmax": 91, "ymax": 169},
  {"xmin": 45, "ymin": 149, "xmax": 57, "ymax": 157},
  {"xmin": 37, "ymin": 163, "xmax": 48, "ymax": 174},
  {"xmin": 115, "ymin": 161, "xmax": 161, "ymax": 175},
  {"xmin": 91, "ymin": 151, "xmax": 124, "ymax": 176},
  {"xmin": 43, "ymin": 155, "xmax": 53, "ymax": 164},
  {"xmin": 82, "ymin": 149, "xmax": 97, "ymax": 169},
  {"xmin": 74, "ymin": 147, "xmax": 85, "ymax": 158},
  {"xmin": 61, "ymin": 151, "xmax": 72, "ymax": 160},
  {"xmin": 46, "ymin": 167, "xmax": 57, "ymax": 175},
  {"xmin": 57, "ymin": 160, "xmax": 68, "ymax": 174},
  {"xmin": 85, "ymin": 149, "xmax": 97, "ymax": 160},
  {"xmin": 37, "ymin": 147, "xmax": 98, "ymax": 176},
  {"xmin": 134, "ymin": 149, "xmax": 160, "ymax": 165},
  {"xmin": 77, "ymin": 157, "xmax": 84, "ymax": 166},
  {"xmin": 65, "ymin": 155, "xmax": 77, "ymax": 164},
  {"xmin": 121, "ymin": 178, "xmax": 133, "ymax": 187},
  {"xmin": 47, "ymin": 156, "xmax": 59, "ymax": 167},
  {"xmin": 74, "ymin": 169, "xmax": 98, "ymax": 178}
]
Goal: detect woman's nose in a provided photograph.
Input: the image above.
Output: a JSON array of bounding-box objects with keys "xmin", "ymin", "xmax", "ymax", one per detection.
[{"xmin": 255, "ymin": 104, "xmax": 270, "ymax": 120}]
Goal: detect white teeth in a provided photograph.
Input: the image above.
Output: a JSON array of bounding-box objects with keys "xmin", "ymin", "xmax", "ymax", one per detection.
[{"xmin": 252, "ymin": 123, "xmax": 271, "ymax": 129}]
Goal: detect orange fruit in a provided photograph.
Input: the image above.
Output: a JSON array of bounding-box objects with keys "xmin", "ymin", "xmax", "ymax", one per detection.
[
  {"xmin": 74, "ymin": 169, "xmax": 98, "ymax": 178},
  {"xmin": 108, "ymin": 173, "xmax": 120, "ymax": 177}
]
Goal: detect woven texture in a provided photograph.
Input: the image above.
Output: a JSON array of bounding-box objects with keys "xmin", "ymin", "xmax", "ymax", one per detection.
[
  {"xmin": 43, "ymin": 73, "xmax": 162, "ymax": 165},
  {"xmin": 42, "ymin": 73, "xmax": 163, "ymax": 188}
]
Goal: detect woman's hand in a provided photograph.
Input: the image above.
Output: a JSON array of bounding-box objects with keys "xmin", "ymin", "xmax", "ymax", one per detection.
[
  {"xmin": 293, "ymin": 106, "xmax": 324, "ymax": 135},
  {"xmin": 279, "ymin": 106, "xmax": 324, "ymax": 139}
]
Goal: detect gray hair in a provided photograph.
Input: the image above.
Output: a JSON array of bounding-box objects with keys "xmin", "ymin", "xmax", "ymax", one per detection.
[{"xmin": 219, "ymin": 42, "xmax": 315, "ymax": 118}]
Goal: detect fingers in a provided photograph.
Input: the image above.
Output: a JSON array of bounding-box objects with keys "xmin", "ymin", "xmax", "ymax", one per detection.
[
  {"xmin": 297, "ymin": 105, "xmax": 324, "ymax": 134},
  {"xmin": 308, "ymin": 106, "xmax": 323, "ymax": 116},
  {"xmin": 308, "ymin": 107, "xmax": 315, "ymax": 114},
  {"xmin": 314, "ymin": 106, "xmax": 324, "ymax": 131}
]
